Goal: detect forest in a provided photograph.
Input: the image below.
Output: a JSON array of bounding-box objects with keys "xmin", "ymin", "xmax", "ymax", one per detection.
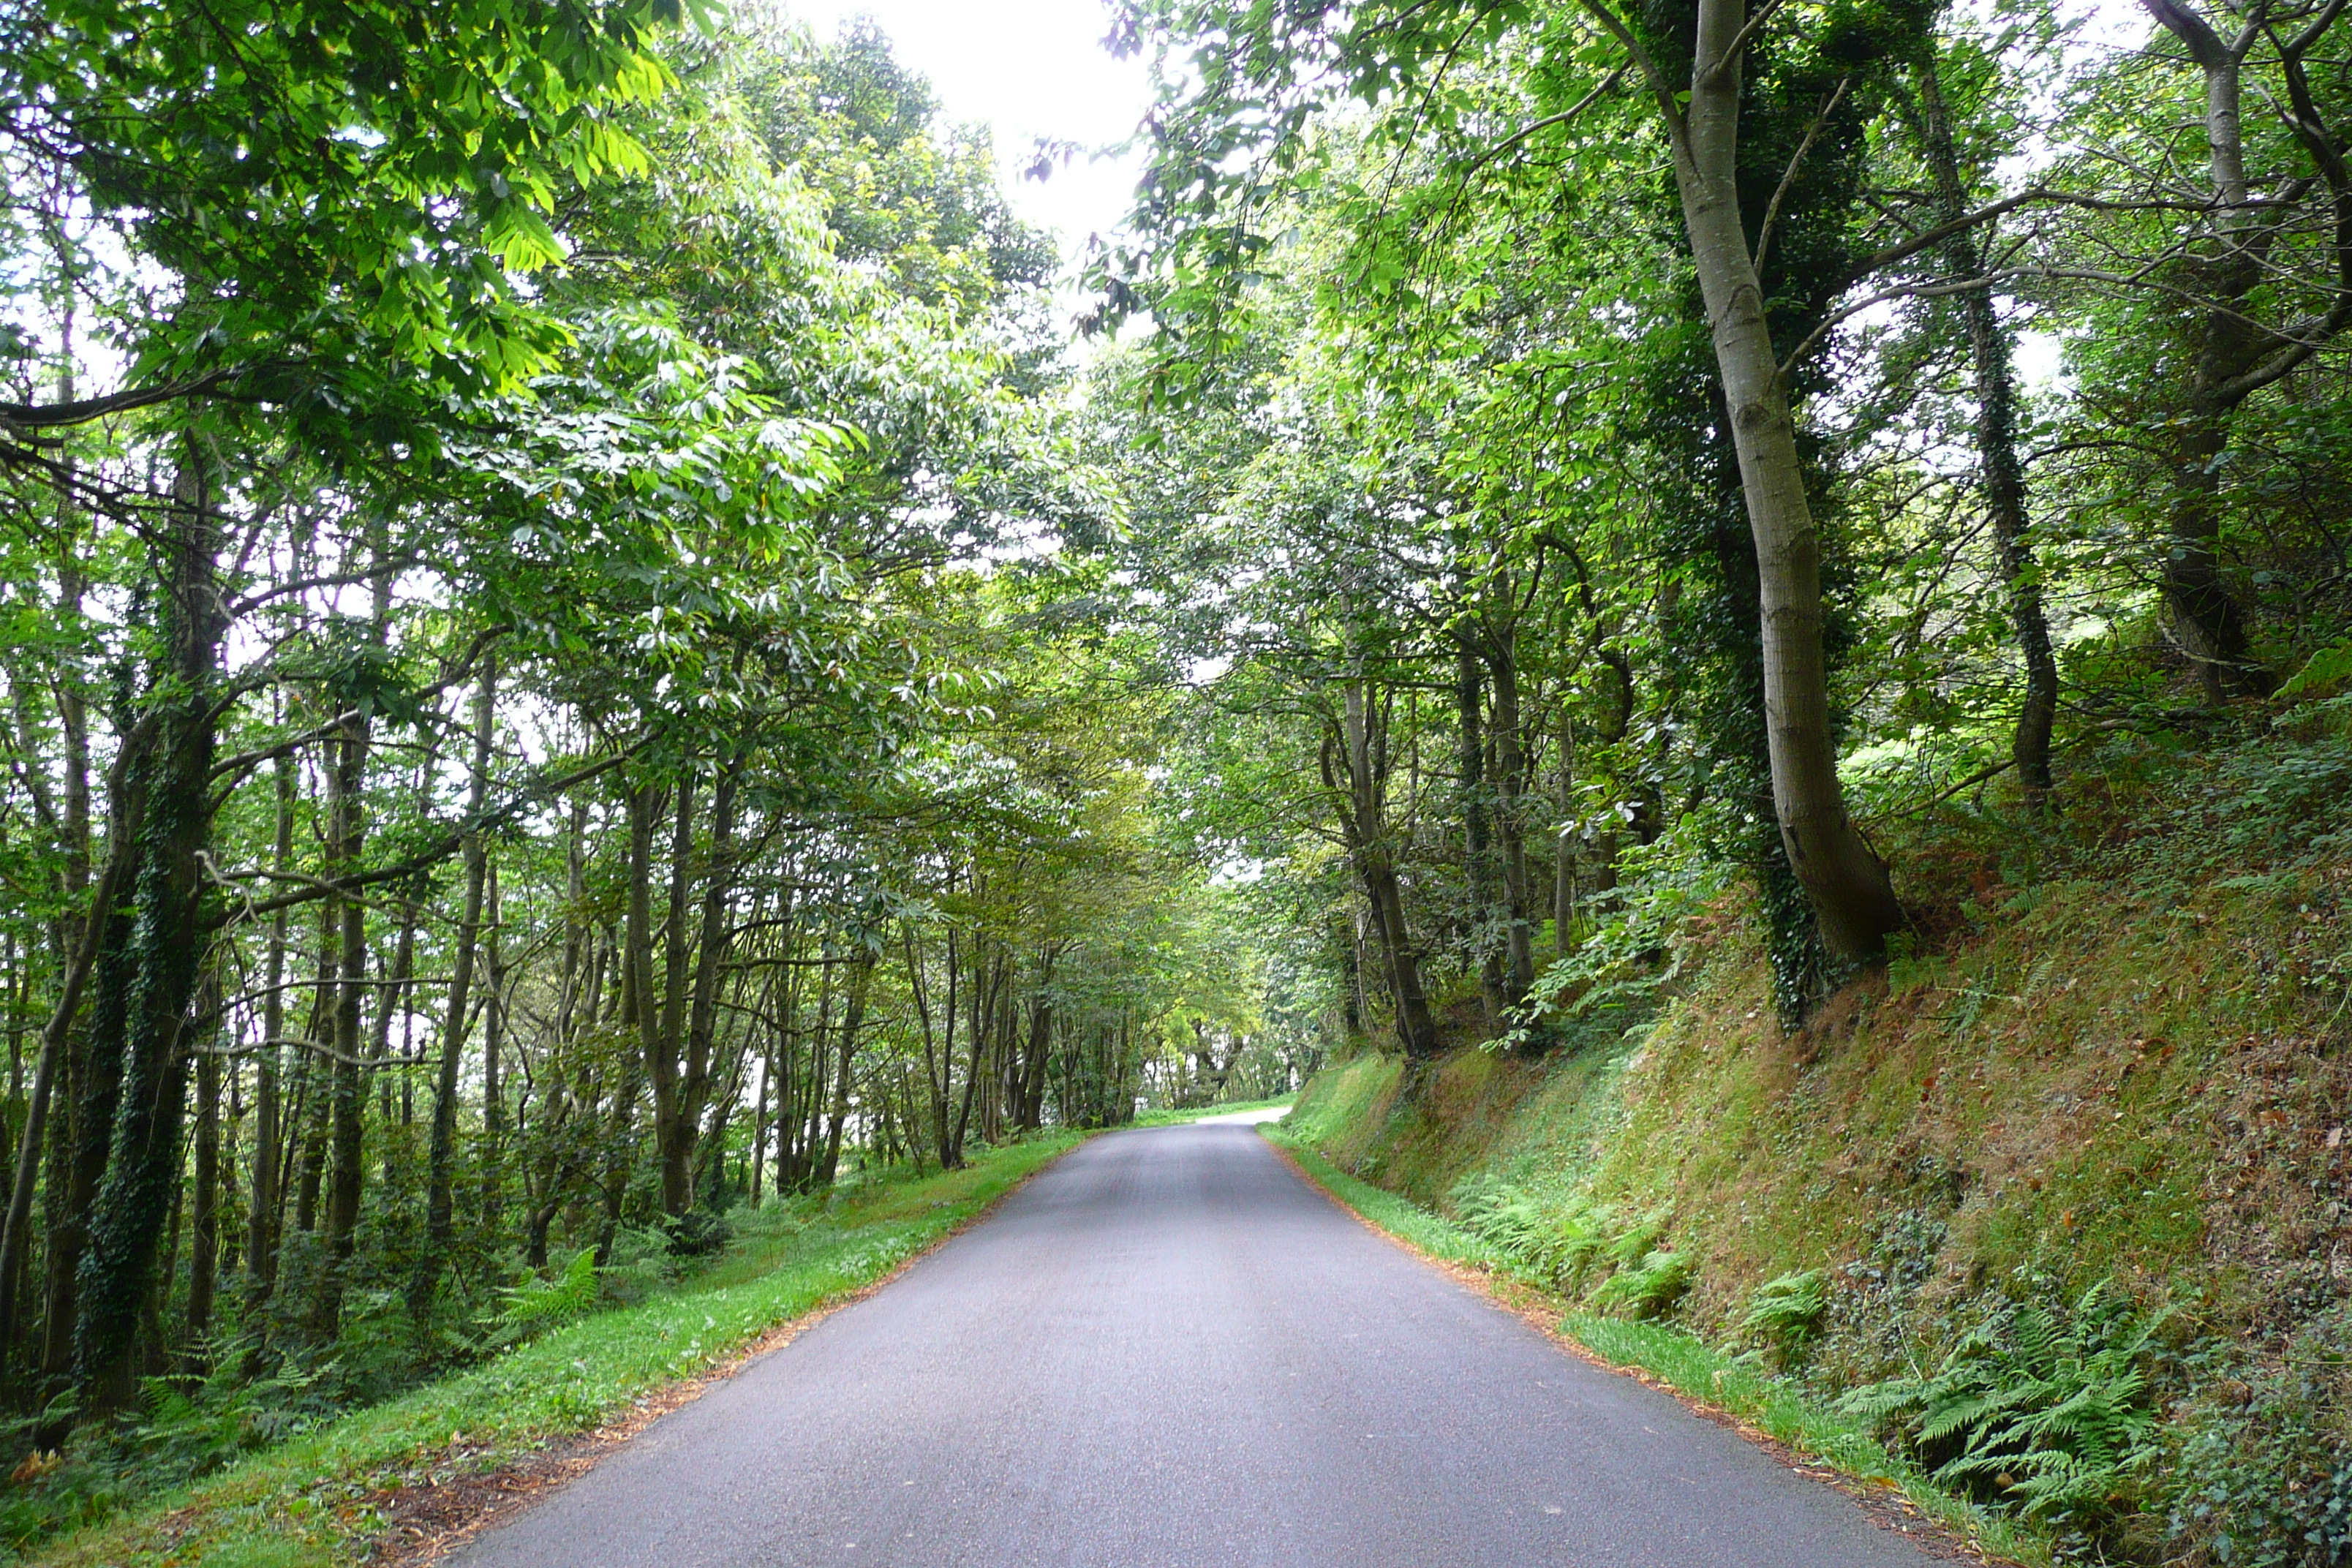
[{"xmin": 1, "ymin": 0, "xmax": 2348, "ymax": 1561}]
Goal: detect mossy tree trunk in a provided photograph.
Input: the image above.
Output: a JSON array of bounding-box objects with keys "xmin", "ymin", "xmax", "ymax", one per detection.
[{"xmin": 74, "ymin": 449, "xmax": 225, "ymax": 1414}]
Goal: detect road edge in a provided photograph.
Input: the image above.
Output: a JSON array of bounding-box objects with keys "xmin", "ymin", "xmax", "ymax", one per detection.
[
  {"xmin": 1255, "ymin": 1123, "xmax": 2031, "ymax": 1568},
  {"xmin": 370, "ymin": 1133, "xmax": 1098, "ymax": 1566}
]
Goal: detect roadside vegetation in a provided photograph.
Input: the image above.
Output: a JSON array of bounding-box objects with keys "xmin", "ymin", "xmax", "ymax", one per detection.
[
  {"xmin": 1269, "ymin": 1118, "xmax": 2052, "ymax": 1564},
  {"xmin": 0, "ymin": 5, "xmax": 1297, "ymax": 1554},
  {"xmin": 1084, "ymin": 0, "xmax": 2352, "ymax": 1560},
  {"xmin": 1273, "ymin": 755, "xmax": 2351, "ymax": 1567},
  {"xmin": 10, "ymin": 1134, "xmax": 1080, "ymax": 1567},
  {"xmin": 2, "ymin": 0, "xmax": 2346, "ymax": 1561}
]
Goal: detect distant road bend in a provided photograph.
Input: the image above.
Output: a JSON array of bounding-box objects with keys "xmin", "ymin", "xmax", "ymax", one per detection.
[{"xmin": 453, "ymin": 1124, "xmax": 1951, "ymax": 1567}]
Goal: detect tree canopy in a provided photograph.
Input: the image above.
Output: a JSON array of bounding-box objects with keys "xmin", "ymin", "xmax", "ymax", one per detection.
[{"xmin": 0, "ymin": 0, "xmax": 2348, "ymax": 1561}]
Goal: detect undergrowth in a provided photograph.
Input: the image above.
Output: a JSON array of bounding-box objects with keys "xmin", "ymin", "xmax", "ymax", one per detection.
[
  {"xmin": 1842, "ymin": 1281, "xmax": 2173, "ymax": 1533},
  {"xmin": 1278, "ymin": 720, "xmax": 2352, "ymax": 1567}
]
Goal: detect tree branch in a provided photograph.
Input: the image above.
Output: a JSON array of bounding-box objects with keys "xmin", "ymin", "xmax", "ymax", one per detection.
[{"xmin": 1754, "ymin": 75, "xmax": 1850, "ymax": 278}]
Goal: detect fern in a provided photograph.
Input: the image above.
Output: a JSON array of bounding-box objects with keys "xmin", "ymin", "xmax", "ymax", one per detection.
[
  {"xmin": 1452, "ymin": 1180, "xmax": 1620, "ymax": 1291},
  {"xmin": 1739, "ymin": 1267, "xmax": 1829, "ymax": 1366},
  {"xmin": 1839, "ymin": 1281, "xmax": 2171, "ymax": 1526},
  {"xmin": 490, "ymin": 1248, "xmax": 600, "ymax": 1343},
  {"xmin": 1587, "ymin": 1248, "xmax": 1692, "ymax": 1319},
  {"xmin": 1452, "ymin": 1180, "xmax": 1692, "ymax": 1313},
  {"xmin": 1602, "ymin": 1212, "xmax": 1667, "ymax": 1269}
]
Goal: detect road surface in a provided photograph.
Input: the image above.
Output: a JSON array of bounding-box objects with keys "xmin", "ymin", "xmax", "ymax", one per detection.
[{"xmin": 452, "ymin": 1124, "xmax": 1948, "ymax": 1567}]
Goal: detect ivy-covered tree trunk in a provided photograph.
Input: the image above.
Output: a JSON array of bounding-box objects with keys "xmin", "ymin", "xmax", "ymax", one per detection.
[
  {"xmin": 1912, "ymin": 58, "xmax": 2058, "ymax": 800},
  {"xmin": 40, "ymin": 815, "xmax": 140, "ymax": 1395},
  {"xmin": 75, "ymin": 451, "xmax": 225, "ymax": 1414},
  {"xmin": 1665, "ymin": 0, "xmax": 1904, "ymax": 963}
]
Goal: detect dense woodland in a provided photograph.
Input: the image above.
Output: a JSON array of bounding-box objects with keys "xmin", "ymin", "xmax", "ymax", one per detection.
[
  {"xmin": 1, "ymin": 0, "xmax": 2349, "ymax": 1556},
  {"xmin": 0, "ymin": 0, "xmax": 1303, "ymax": 1455}
]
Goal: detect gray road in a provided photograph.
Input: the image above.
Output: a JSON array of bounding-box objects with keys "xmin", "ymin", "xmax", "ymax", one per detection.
[{"xmin": 452, "ymin": 1125, "xmax": 1947, "ymax": 1567}]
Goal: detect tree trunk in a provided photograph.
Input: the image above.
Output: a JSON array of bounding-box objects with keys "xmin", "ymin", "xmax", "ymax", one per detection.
[
  {"xmin": 672, "ymin": 759, "xmax": 742, "ymax": 1212},
  {"xmin": 290, "ymin": 902, "xmax": 335, "ymax": 1238},
  {"xmin": 1553, "ymin": 707, "xmax": 1575, "ymax": 957},
  {"xmin": 185, "ymin": 1025, "xmax": 221, "ymax": 1357},
  {"xmin": 412, "ymin": 660, "xmax": 494, "ymax": 1319},
  {"xmin": 1915, "ymin": 57, "xmax": 2058, "ymax": 796},
  {"xmin": 2134, "ymin": 0, "xmax": 2271, "ymax": 696},
  {"xmin": 650, "ymin": 770, "xmax": 696, "ymax": 1216},
  {"xmin": 480, "ymin": 862, "xmax": 507, "ymax": 1231},
  {"xmin": 312, "ymin": 715, "xmax": 369, "ymax": 1342},
  {"xmin": 74, "ymin": 448, "xmax": 224, "ymax": 1413},
  {"xmin": 0, "ymin": 829, "xmax": 130, "ymax": 1382},
  {"xmin": 244, "ymin": 756, "xmax": 293, "ymax": 1313},
  {"xmin": 1483, "ymin": 626, "xmax": 1537, "ymax": 1000},
  {"xmin": 1454, "ymin": 634, "xmax": 1506, "ymax": 1019},
  {"xmin": 1333, "ymin": 681, "xmax": 1441, "ymax": 1058},
  {"xmin": 1668, "ymin": 7, "xmax": 1904, "ymax": 961}
]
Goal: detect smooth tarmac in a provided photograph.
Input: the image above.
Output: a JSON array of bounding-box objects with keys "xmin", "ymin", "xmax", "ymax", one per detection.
[{"xmin": 451, "ymin": 1123, "xmax": 1948, "ymax": 1567}]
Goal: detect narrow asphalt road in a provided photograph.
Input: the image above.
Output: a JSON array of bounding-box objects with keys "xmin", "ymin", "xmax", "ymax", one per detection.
[{"xmin": 452, "ymin": 1125, "xmax": 1949, "ymax": 1567}]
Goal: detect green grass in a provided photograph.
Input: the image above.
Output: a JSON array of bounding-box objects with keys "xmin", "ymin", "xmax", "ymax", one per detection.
[
  {"xmin": 1133, "ymin": 1093, "xmax": 1297, "ymax": 1127},
  {"xmin": 23, "ymin": 1134, "xmax": 1085, "ymax": 1568},
  {"xmin": 1260, "ymin": 1123, "xmax": 1498, "ymax": 1269},
  {"xmin": 1263, "ymin": 1123, "xmax": 2054, "ymax": 1568}
]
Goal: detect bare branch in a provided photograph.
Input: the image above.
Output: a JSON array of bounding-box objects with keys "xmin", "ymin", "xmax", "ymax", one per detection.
[
  {"xmin": 1699, "ymin": 0, "xmax": 1787, "ymax": 88},
  {"xmin": 1754, "ymin": 75, "xmax": 1850, "ymax": 278}
]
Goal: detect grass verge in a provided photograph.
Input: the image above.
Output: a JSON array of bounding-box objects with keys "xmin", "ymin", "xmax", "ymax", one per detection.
[
  {"xmin": 23, "ymin": 1133, "xmax": 1085, "ymax": 1568},
  {"xmin": 1259, "ymin": 1121, "xmax": 2052, "ymax": 1568}
]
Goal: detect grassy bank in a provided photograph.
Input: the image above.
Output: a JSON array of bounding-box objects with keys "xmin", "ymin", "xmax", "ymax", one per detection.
[
  {"xmin": 16, "ymin": 1134, "xmax": 1084, "ymax": 1568},
  {"xmin": 1274, "ymin": 761, "xmax": 2352, "ymax": 1567}
]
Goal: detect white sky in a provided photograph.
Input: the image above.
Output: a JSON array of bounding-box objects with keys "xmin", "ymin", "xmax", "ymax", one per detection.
[{"xmin": 783, "ymin": 0, "xmax": 1152, "ymax": 272}]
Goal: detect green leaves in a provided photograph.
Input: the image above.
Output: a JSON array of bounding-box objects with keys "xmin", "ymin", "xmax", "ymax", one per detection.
[
  {"xmin": 9, "ymin": 0, "xmax": 685, "ymax": 407},
  {"xmin": 1842, "ymin": 1281, "xmax": 2172, "ymax": 1526}
]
